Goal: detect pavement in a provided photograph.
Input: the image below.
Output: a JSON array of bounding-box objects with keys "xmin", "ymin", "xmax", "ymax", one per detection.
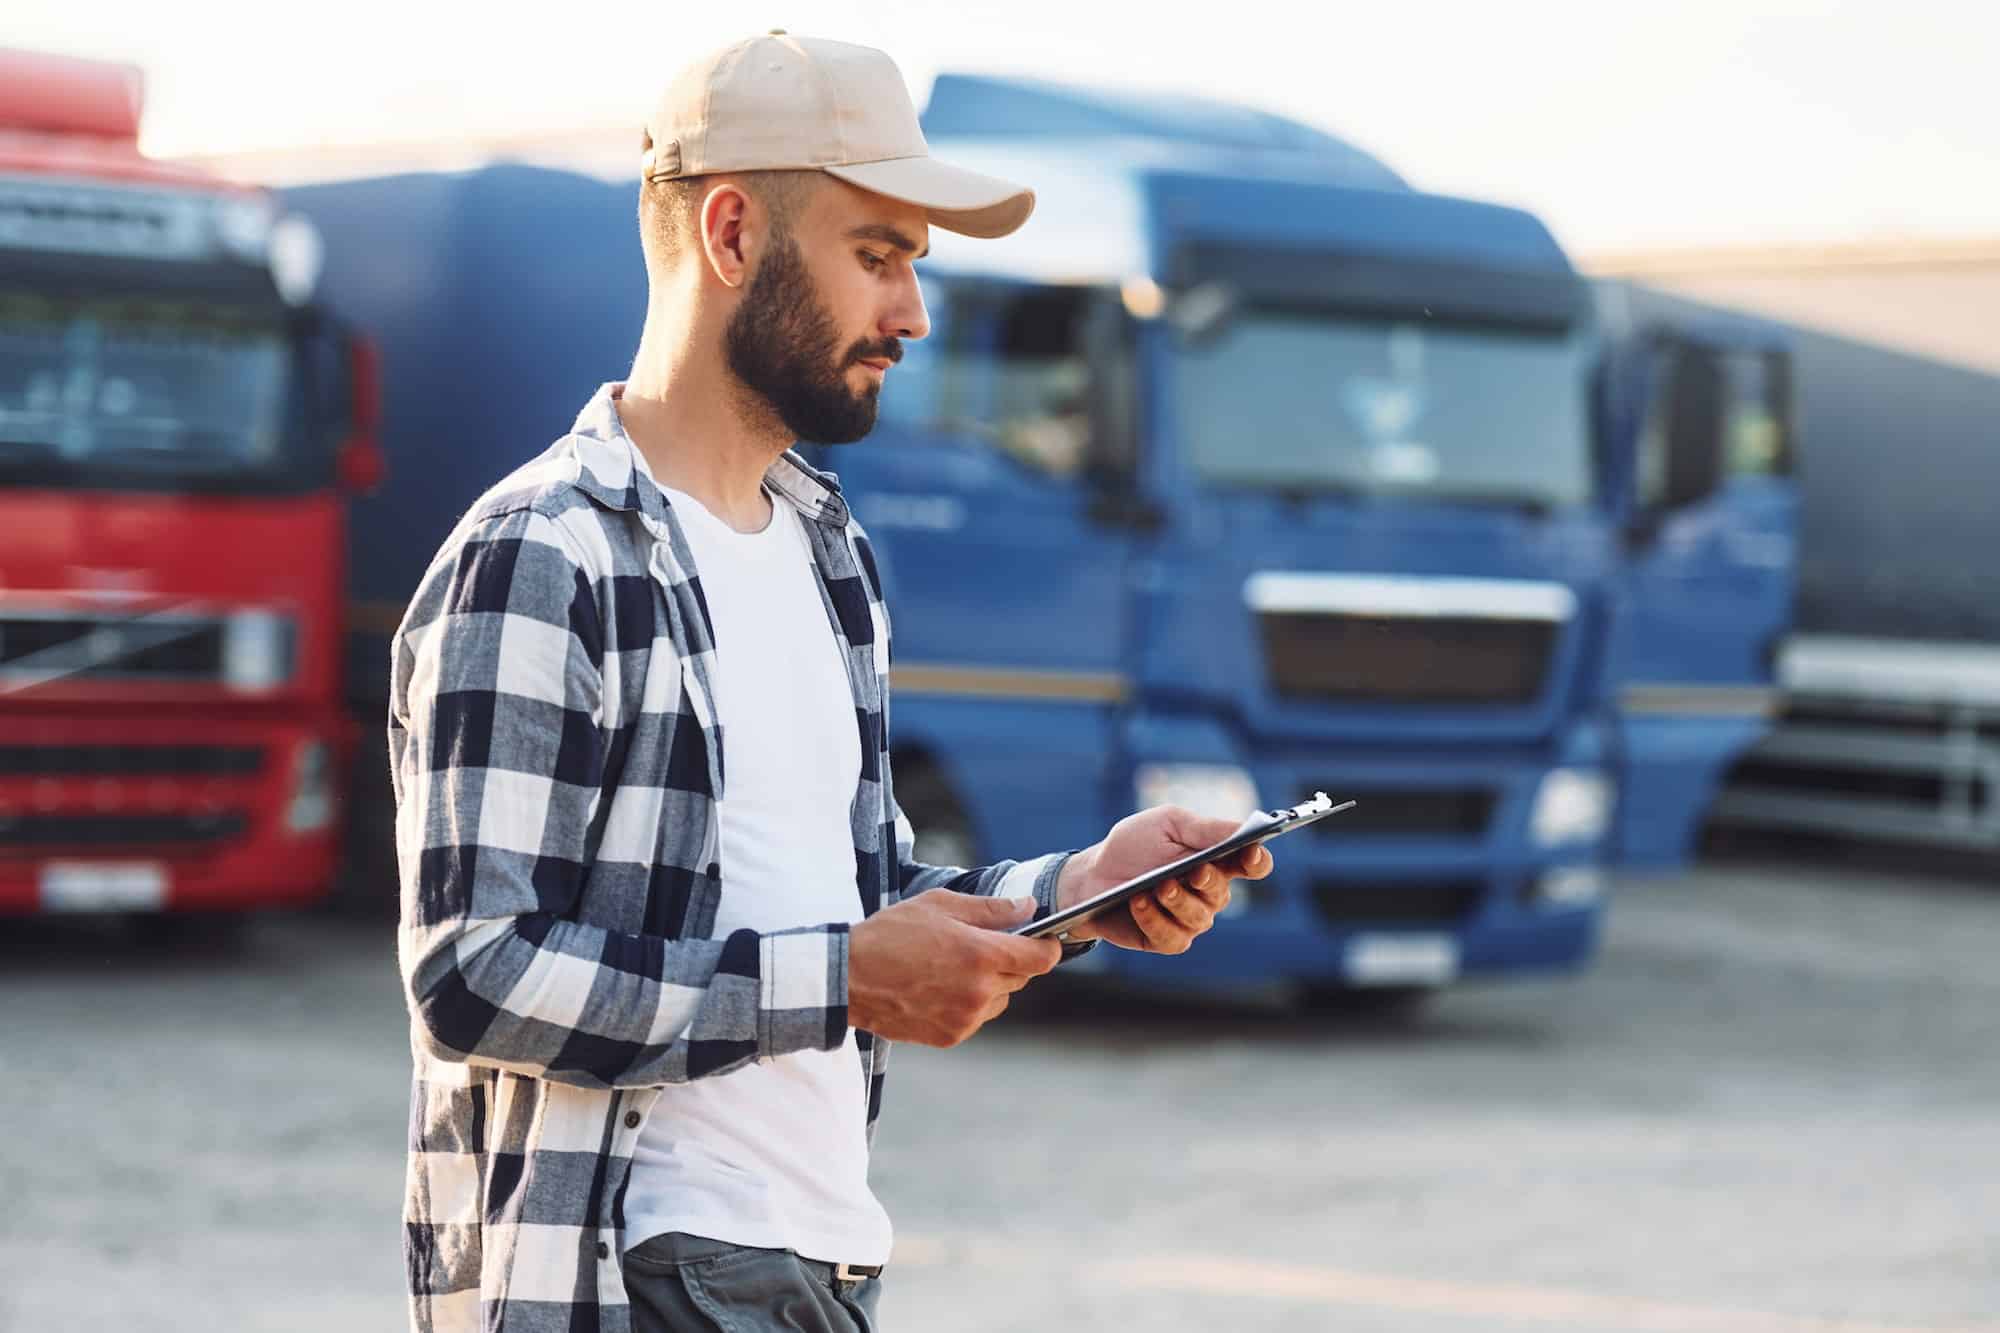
[{"xmin": 2, "ymin": 857, "xmax": 1996, "ymax": 1332}]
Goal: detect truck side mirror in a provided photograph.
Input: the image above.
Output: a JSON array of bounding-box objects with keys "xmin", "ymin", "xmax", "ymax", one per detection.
[
  {"xmin": 1080, "ymin": 292, "xmax": 1162, "ymax": 531},
  {"xmin": 1658, "ymin": 343, "xmax": 1726, "ymax": 512}
]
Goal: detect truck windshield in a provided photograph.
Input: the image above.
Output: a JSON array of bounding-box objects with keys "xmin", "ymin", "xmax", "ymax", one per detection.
[
  {"xmin": 0, "ymin": 289, "xmax": 308, "ymax": 493},
  {"xmin": 1174, "ymin": 309, "xmax": 1593, "ymax": 509}
]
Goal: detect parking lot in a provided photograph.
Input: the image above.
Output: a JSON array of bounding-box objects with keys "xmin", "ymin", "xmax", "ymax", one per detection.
[{"xmin": 4, "ymin": 857, "xmax": 1996, "ymax": 1333}]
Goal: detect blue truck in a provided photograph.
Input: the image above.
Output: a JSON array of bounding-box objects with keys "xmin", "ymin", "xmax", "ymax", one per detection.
[
  {"xmin": 289, "ymin": 74, "xmax": 1771, "ymax": 1001},
  {"xmin": 1603, "ymin": 280, "xmax": 2000, "ymax": 856}
]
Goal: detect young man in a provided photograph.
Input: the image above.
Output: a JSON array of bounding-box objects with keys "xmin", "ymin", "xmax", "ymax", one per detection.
[{"xmin": 390, "ymin": 32, "xmax": 1273, "ymax": 1333}]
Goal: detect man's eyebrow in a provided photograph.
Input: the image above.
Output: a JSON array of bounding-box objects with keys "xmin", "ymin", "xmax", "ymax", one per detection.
[{"xmin": 845, "ymin": 223, "xmax": 929, "ymax": 260}]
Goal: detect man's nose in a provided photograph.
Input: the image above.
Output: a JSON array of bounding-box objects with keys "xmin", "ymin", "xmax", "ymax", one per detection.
[{"xmin": 881, "ymin": 272, "xmax": 930, "ymax": 342}]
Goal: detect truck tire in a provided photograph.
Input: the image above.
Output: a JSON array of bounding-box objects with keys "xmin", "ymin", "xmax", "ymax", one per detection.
[
  {"xmin": 329, "ymin": 723, "xmax": 401, "ymax": 923},
  {"xmin": 894, "ymin": 757, "xmax": 980, "ymax": 870}
]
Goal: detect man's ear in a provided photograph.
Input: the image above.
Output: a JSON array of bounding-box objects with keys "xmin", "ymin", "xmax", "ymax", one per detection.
[{"xmin": 698, "ymin": 182, "xmax": 753, "ymax": 290}]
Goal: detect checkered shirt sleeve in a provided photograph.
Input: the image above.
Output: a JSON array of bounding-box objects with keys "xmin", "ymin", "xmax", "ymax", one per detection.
[{"xmin": 390, "ymin": 502, "xmax": 848, "ymax": 1089}]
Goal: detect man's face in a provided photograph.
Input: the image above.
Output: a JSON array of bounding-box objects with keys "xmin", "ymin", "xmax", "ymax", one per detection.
[{"xmin": 724, "ymin": 179, "xmax": 931, "ymax": 445}]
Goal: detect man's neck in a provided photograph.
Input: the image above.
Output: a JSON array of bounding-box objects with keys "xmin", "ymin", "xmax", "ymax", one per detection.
[{"xmin": 618, "ymin": 332, "xmax": 792, "ymax": 534}]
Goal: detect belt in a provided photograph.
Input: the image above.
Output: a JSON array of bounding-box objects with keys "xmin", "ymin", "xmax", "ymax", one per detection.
[{"xmin": 799, "ymin": 1256, "xmax": 885, "ymax": 1285}]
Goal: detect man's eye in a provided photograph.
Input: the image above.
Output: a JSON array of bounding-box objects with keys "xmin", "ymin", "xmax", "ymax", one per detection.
[{"xmin": 860, "ymin": 251, "xmax": 886, "ymax": 272}]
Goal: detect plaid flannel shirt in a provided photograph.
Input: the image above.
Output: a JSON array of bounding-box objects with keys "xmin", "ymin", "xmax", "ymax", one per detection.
[{"xmin": 390, "ymin": 383, "xmax": 1073, "ymax": 1333}]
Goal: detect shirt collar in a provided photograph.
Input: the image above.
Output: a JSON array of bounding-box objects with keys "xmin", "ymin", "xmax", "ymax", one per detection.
[{"xmin": 565, "ymin": 382, "xmax": 851, "ymax": 530}]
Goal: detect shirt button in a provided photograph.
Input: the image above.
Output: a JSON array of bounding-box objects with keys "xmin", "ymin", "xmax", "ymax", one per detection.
[
  {"xmin": 597, "ymin": 1242, "xmax": 610, "ymax": 1261},
  {"xmin": 625, "ymin": 1111, "xmax": 641, "ymax": 1129}
]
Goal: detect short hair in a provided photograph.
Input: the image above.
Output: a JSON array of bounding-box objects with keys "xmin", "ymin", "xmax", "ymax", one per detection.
[{"xmin": 637, "ymin": 149, "xmax": 820, "ymax": 271}]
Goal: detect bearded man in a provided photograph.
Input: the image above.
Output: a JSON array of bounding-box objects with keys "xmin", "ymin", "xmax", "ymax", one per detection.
[{"xmin": 389, "ymin": 31, "xmax": 1271, "ymax": 1333}]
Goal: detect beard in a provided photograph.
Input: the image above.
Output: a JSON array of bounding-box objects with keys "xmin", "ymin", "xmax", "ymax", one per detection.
[{"xmin": 724, "ymin": 228, "xmax": 901, "ymax": 445}]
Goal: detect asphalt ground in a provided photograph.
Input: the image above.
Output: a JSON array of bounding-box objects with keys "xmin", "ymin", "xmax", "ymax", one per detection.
[{"xmin": 3, "ymin": 858, "xmax": 1995, "ymax": 1332}]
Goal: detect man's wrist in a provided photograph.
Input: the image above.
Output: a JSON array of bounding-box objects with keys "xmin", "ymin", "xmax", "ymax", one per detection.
[
  {"xmin": 1053, "ymin": 842, "xmax": 1100, "ymax": 912},
  {"xmin": 1044, "ymin": 846, "xmax": 1102, "ymax": 961}
]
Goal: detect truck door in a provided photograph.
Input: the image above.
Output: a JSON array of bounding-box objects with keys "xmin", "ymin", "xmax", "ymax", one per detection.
[
  {"xmin": 1608, "ymin": 332, "xmax": 1799, "ymax": 866},
  {"xmin": 830, "ymin": 275, "xmax": 1146, "ymax": 861}
]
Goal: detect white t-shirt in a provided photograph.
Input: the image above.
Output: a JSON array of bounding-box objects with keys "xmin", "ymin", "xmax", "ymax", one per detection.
[{"xmin": 621, "ymin": 484, "xmax": 893, "ymax": 1266}]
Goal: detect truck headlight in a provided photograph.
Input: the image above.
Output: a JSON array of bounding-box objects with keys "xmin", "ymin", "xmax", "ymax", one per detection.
[
  {"xmin": 1530, "ymin": 768, "xmax": 1613, "ymax": 847},
  {"xmin": 222, "ymin": 611, "xmax": 295, "ymax": 691},
  {"xmin": 1135, "ymin": 764, "xmax": 1259, "ymax": 820},
  {"xmin": 268, "ymin": 215, "xmax": 324, "ymax": 307},
  {"xmin": 286, "ymin": 740, "xmax": 336, "ymax": 833}
]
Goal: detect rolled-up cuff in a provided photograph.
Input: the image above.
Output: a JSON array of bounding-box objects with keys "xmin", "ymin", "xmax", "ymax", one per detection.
[{"xmin": 758, "ymin": 923, "xmax": 851, "ymax": 1056}]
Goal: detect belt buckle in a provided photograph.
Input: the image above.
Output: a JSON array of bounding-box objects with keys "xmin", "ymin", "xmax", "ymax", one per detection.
[{"xmin": 834, "ymin": 1261, "xmax": 877, "ymax": 1283}]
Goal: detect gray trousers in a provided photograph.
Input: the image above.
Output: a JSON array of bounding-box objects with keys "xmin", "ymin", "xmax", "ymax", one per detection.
[{"xmin": 623, "ymin": 1232, "xmax": 884, "ymax": 1333}]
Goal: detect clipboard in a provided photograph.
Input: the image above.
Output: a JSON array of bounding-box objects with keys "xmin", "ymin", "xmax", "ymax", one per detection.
[{"xmin": 1012, "ymin": 792, "xmax": 1356, "ymax": 940}]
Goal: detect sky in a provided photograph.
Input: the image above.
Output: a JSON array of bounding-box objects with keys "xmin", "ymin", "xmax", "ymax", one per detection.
[{"xmin": 10, "ymin": 0, "xmax": 1999, "ymax": 256}]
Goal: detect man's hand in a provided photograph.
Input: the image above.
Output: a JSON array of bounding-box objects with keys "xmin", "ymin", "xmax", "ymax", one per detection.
[
  {"xmin": 1055, "ymin": 806, "xmax": 1276, "ymax": 953},
  {"xmin": 847, "ymin": 891, "xmax": 1062, "ymax": 1046}
]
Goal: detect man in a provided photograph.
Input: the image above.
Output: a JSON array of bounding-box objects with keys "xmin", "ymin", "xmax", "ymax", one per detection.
[{"xmin": 390, "ymin": 31, "xmax": 1273, "ymax": 1333}]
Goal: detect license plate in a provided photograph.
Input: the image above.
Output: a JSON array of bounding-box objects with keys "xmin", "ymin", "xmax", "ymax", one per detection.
[
  {"xmin": 40, "ymin": 861, "xmax": 168, "ymax": 913},
  {"xmin": 1344, "ymin": 933, "xmax": 1460, "ymax": 986}
]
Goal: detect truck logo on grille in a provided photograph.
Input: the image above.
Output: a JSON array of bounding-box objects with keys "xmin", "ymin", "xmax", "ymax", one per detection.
[{"xmin": 0, "ymin": 603, "xmax": 215, "ymax": 695}]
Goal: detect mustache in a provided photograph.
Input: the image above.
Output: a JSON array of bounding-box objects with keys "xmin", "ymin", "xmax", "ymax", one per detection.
[{"xmin": 846, "ymin": 338, "xmax": 904, "ymax": 367}]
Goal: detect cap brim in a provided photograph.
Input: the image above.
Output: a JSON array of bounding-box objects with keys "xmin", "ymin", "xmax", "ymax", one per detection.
[{"xmin": 824, "ymin": 155, "xmax": 1035, "ymax": 239}]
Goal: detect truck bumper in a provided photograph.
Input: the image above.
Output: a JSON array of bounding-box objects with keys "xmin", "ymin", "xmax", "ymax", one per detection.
[
  {"xmin": 1087, "ymin": 894, "xmax": 1602, "ymax": 989},
  {"xmin": 0, "ymin": 711, "xmax": 348, "ymax": 916}
]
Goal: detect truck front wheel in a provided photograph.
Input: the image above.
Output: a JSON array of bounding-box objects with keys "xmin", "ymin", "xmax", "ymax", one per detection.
[
  {"xmin": 331, "ymin": 722, "xmax": 401, "ymax": 922},
  {"xmin": 894, "ymin": 757, "xmax": 980, "ymax": 871}
]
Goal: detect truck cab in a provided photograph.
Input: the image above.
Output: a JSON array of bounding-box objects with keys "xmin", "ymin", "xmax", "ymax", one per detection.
[
  {"xmin": 1593, "ymin": 279, "xmax": 1798, "ymax": 867},
  {"xmin": 0, "ymin": 49, "xmax": 380, "ymax": 919},
  {"xmin": 817, "ymin": 78, "xmax": 1621, "ymax": 996}
]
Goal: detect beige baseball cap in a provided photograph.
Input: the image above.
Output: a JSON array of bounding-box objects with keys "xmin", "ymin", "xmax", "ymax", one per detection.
[{"xmin": 642, "ymin": 31, "xmax": 1034, "ymax": 239}]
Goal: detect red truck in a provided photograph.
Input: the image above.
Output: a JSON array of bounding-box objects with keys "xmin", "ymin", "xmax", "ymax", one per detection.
[{"xmin": 0, "ymin": 48, "xmax": 382, "ymax": 927}]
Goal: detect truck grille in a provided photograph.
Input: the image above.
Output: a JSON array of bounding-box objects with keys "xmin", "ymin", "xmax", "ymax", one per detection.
[
  {"xmin": 1305, "ymin": 786, "xmax": 1497, "ymax": 837},
  {"xmin": 1259, "ymin": 612, "xmax": 1556, "ymax": 705},
  {"xmin": 0, "ymin": 611, "xmax": 227, "ymax": 683},
  {"xmin": 0, "ymin": 745, "xmax": 265, "ymax": 777},
  {"xmin": 0, "ymin": 810, "xmax": 248, "ymax": 851},
  {"xmin": 1310, "ymin": 879, "xmax": 1482, "ymax": 926}
]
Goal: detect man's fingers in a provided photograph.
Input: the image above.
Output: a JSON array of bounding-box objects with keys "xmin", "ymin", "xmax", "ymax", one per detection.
[
  {"xmin": 1175, "ymin": 862, "xmax": 1234, "ymax": 906},
  {"xmin": 1233, "ymin": 845, "xmax": 1275, "ymax": 880},
  {"xmin": 984, "ymin": 931, "xmax": 1062, "ymax": 978},
  {"xmin": 914, "ymin": 891, "xmax": 1060, "ymax": 975},
  {"xmin": 1129, "ymin": 891, "xmax": 1194, "ymax": 953},
  {"xmin": 981, "ymin": 991, "xmax": 1013, "ymax": 1024},
  {"xmin": 1186, "ymin": 864, "xmax": 1227, "ymax": 899},
  {"xmin": 1152, "ymin": 878, "xmax": 1218, "ymax": 932},
  {"xmin": 1000, "ymin": 928, "xmax": 1064, "ymax": 972},
  {"xmin": 1166, "ymin": 807, "xmax": 1256, "ymax": 851},
  {"xmin": 923, "ymin": 890, "xmax": 1038, "ymax": 927},
  {"xmin": 1208, "ymin": 844, "xmax": 1274, "ymax": 883}
]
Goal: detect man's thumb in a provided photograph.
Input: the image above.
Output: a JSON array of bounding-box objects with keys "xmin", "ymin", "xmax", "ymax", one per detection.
[{"xmin": 939, "ymin": 893, "xmax": 1038, "ymax": 926}]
